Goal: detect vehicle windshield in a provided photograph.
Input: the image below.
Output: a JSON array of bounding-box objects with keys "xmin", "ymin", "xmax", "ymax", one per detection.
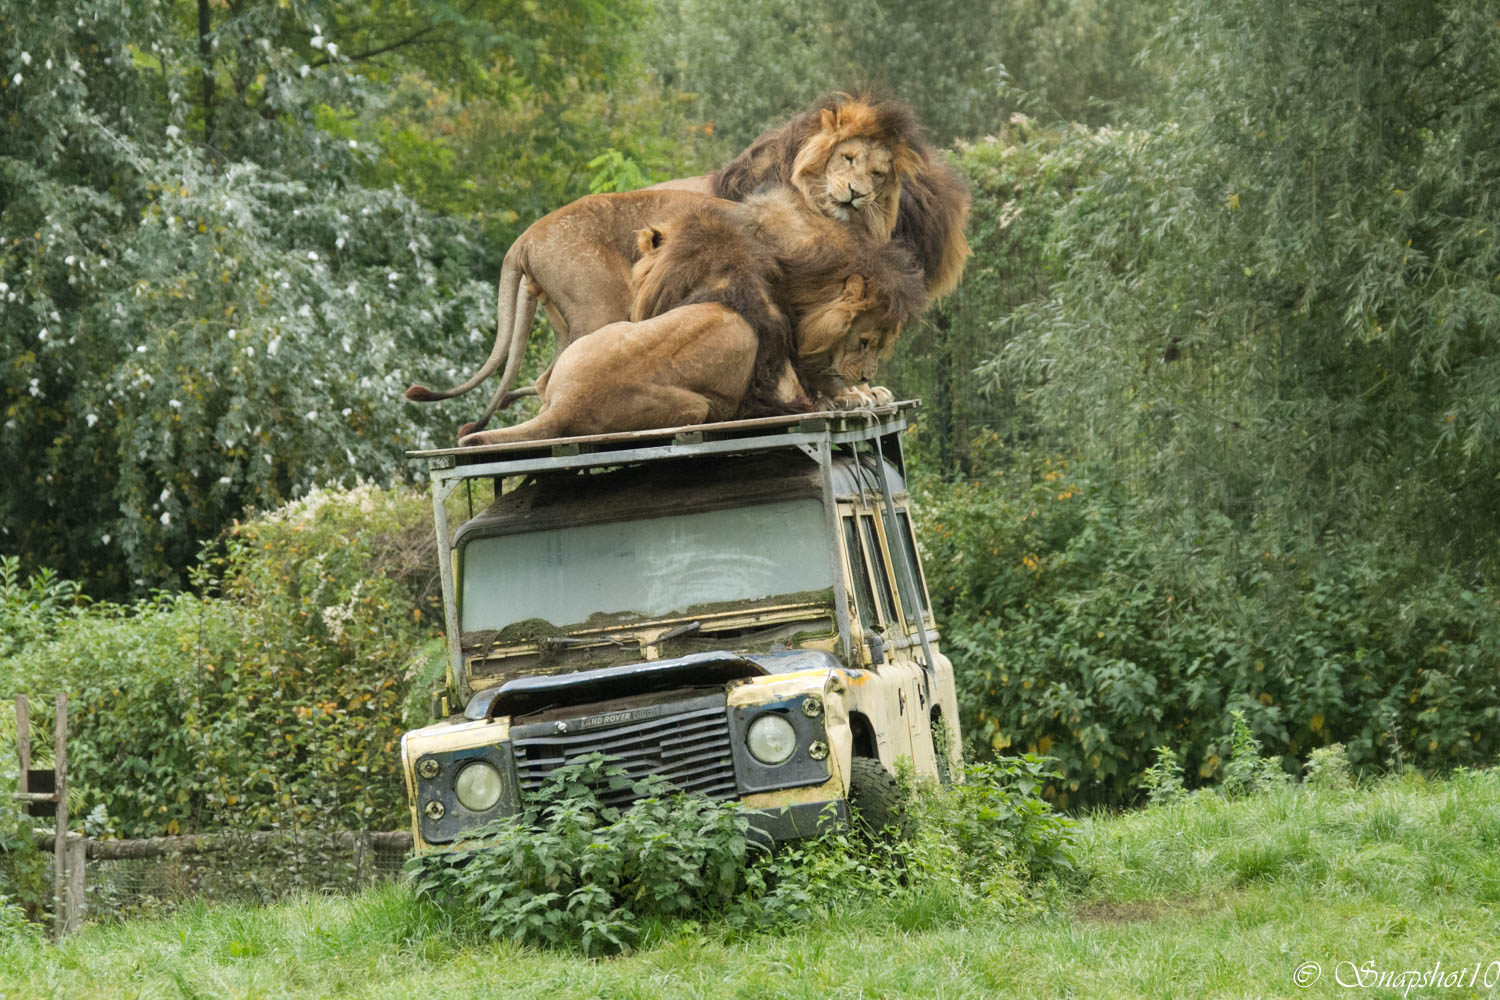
[{"xmin": 459, "ymin": 498, "xmax": 833, "ymax": 633}]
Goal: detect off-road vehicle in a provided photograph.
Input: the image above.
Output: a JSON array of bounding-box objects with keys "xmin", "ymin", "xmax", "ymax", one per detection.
[{"xmin": 401, "ymin": 401, "xmax": 961, "ymax": 847}]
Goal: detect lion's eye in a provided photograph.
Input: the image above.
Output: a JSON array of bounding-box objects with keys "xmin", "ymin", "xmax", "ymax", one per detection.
[
  {"xmin": 871, "ymin": 170, "xmax": 885, "ymax": 179},
  {"xmin": 844, "ymin": 153, "xmax": 855, "ymax": 163}
]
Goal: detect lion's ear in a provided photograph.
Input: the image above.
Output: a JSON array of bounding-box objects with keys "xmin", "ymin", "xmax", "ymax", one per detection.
[
  {"xmin": 842, "ymin": 274, "xmax": 866, "ymax": 303},
  {"xmin": 635, "ymin": 226, "xmax": 664, "ymax": 256},
  {"xmin": 819, "ymin": 108, "xmax": 837, "ymax": 133}
]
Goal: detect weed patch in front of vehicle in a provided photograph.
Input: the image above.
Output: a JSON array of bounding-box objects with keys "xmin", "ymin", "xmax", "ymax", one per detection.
[{"xmin": 406, "ymin": 753, "xmax": 1077, "ymax": 954}]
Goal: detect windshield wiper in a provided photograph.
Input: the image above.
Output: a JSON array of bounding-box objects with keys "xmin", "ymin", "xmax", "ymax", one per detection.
[
  {"xmin": 658, "ymin": 620, "xmax": 702, "ymax": 641},
  {"xmin": 540, "ymin": 633, "xmax": 641, "ymax": 652}
]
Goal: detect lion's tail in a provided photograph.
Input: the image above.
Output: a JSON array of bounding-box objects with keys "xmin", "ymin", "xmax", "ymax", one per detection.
[
  {"xmin": 403, "ymin": 254, "xmax": 538, "ymax": 406},
  {"xmin": 458, "ymin": 407, "xmax": 570, "ymax": 449},
  {"xmin": 456, "ymin": 384, "xmax": 539, "ymax": 439}
]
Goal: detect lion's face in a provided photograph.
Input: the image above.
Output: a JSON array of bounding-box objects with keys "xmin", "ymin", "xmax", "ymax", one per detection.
[
  {"xmin": 790, "ymin": 106, "xmax": 922, "ymax": 244},
  {"xmin": 834, "ymin": 312, "xmax": 893, "ymax": 383},
  {"xmin": 796, "ymin": 274, "xmax": 899, "ymax": 386},
  {"xmin": 816, "ymin": 137, "xmax": 896, "ymax": 223}
]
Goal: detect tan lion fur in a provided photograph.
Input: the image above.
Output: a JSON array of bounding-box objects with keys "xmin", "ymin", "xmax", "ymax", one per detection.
[
  {"xmin": 456, "ymin": 205, "xmax": 808, "ymax": 448},
  {"xmin": 402, "ymin": 189, "xmax": 724, "ymax": 433}
]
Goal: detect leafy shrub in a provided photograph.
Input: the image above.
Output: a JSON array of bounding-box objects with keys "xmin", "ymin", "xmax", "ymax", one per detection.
[
  {"xmin": 0, "ymin": 754, "xmax": 49, "ymax": 923},
  {"xmin": 0, "ymin": 483, "xmax": 438, "ymax": 837},
  {"xmin": 1139, "ymin": 746, "xmax": 1186, "ymax": 806},
  {"xmin": 406, "ymin": 755, "xmax": 755, "ymax": 955},
  {"xmin": 915, "ymin": 755, "xmax": 1076, "ymax": 884},
  {"xmin": 0, "ymin": 892, "xmax": 35, "ymax": 943},
  {"xmin": 0, "ymin": 557, "xmax": 86, "ymax": 659},
  {"xmin": 1303, "ymin": 743, "xmax": 1353, "ymax": 790},
  {"xmin": 916, "ymin": 463, "xmax": 1500, "ymax": 807},
  {"xmin": 1219, "ymin": 710, "xmax": 1288, "ymax": 799},
  {"xmin": 408, "ymin": 753, "xmax": 1077, "ymax": 953}
]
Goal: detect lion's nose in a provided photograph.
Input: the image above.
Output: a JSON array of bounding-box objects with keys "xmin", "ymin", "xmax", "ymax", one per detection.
[{"xmin": 847, "ymin": 186, "xmax": 870, "ymax": 203}]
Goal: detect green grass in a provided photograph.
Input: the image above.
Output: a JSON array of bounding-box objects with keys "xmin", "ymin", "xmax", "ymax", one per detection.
[{"xmin": 4, "ymin": 769, "xmax": 1499, "ymax": 1000}]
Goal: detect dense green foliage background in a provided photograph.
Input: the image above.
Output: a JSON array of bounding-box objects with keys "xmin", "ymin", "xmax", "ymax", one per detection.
[{"xmin": 4, "ymin": 0, "xmax": 1500, "ymax": 864}]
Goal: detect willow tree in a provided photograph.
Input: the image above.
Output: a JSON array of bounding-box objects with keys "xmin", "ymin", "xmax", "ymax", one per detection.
[{"xmin": 1011, "ymin": 0, "xmax": 1500, "ymax": 575}]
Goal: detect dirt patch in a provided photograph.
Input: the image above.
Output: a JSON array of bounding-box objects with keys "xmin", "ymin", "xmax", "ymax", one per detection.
[{"xmin": 1073, "ymin": 899, "xmax": 1174, "ymax": 923}]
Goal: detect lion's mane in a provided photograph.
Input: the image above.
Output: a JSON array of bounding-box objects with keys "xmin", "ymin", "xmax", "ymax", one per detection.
[
  {"xmin": 710, "ymin": 91, "xmax": 972, "ymax": 300},
  {"xmin": 630, "ymin": 204, "xmax": 808, "ymax": 418}
]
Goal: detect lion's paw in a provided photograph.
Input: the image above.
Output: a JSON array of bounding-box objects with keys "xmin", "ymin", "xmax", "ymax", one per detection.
[
  {"xmin": 830, "ymin": 386, "xmax": 872, "ymax": 410},
  {"xmin": 830, "ymin": 384, "xmax": 892, "ymax": 410}
]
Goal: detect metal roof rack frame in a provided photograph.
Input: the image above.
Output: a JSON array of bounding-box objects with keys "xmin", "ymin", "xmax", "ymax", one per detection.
[{"xmin": 407, "ymin": 399, "xmax": 920, "ymax": 483}]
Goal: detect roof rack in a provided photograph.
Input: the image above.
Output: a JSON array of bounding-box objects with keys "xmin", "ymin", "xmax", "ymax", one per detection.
[{"xmin": 408, "ymin": 400, "xmax": 921, "ymax": 482}]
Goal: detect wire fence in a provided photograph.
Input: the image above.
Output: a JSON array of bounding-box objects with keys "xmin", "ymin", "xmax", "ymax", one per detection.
[{"xmin": 34, "ymin": 830, "xmax": 411, "ymax": 925}]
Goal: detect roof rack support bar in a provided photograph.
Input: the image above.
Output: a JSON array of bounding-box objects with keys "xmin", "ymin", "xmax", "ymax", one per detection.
[
  {"xmin": 869, "ymin": 433, "xmax": 937, "ymax": 696},
  {"xmin": 811, "ymin": 434, "xmax": 854, "ymax": 665},
  {"xmin": 432, "ymin": 469, "xmax": 463, "ymax": 692}
]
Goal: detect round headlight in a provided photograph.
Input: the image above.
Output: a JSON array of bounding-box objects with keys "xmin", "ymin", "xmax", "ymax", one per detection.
[
  {"xmin": 454, "ymin": 761, "xmax": 504, "ymax": 812},
  {"xmin": 746, "ymin": 713, "xmax": 798, "ymax": 765}
]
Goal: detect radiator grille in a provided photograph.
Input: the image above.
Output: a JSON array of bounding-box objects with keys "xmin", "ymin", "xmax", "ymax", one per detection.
[{"xmin": 510, "ymin": 697, "xmax": 738, "ymax": 807}]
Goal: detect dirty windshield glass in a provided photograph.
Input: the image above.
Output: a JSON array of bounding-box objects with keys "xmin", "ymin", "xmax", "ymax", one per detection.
[{"xmin": 460, "ymin": 499, "xmax": 832, "ymax": 632}]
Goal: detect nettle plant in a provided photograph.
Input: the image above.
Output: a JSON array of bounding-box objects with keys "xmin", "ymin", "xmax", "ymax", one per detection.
[
  {"xmin": 405, "ymin": 755, "xmax": 756, "ymax": 955},
  {"xmin": 407, "ymin": 753, "xmax": 1080, "ymax": 954}
]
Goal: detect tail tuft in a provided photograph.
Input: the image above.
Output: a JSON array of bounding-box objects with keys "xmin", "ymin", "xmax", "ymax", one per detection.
[
  {"xmin": 456, "ymin": 420, "xmax": 483, "ymax": 439},
  {"xmin": 404, "ymin": 384, "xmax": 437, "ymax": 402}
]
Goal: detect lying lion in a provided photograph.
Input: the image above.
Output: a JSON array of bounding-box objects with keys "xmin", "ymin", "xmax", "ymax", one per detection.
[
  {"xmin": 455, "ymin": 205, "xmax": 801, "ymax": 446},
  {"xmin": 455, "ymin": 203, "xmax": 916, "ymax": 447},
  {"xmin": 406, "ymin": 186, "xmax": 924, "ymax": 436}
]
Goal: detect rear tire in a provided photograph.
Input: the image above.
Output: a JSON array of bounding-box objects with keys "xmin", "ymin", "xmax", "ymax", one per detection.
[{"xmin": 847, "ymin": 756, "xmax": 912, "ymax": 841}]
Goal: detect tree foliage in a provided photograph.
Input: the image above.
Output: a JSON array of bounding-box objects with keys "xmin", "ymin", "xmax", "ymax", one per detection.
[
  {"xmin": 646, "ymin": 0, "xmax": 1163, "ymax": 150},
  {"xmin": 0, "ymin": 0, "xmax": 649, "ymax": 595},
  {"xmin": 930, "ymin": 0, "xmax": 1500, "ymax": 801},
  {"xmin": 1009, "ymin": 0, "xmax": 1500, "ymax": 573},
  {"xmin": 0, "ymin": 483, "xmax": 441, "ymax": 838}
]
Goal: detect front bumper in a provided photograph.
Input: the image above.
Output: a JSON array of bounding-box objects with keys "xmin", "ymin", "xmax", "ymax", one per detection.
[{"xmin": 746, "ymin": 798, "xmax": 848, "ymax": 845}]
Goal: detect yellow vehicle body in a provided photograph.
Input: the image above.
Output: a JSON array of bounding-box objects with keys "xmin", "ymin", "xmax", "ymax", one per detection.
[{"xmin": 402, "ymin": 403, "xmax": 960, "ymax": 849}]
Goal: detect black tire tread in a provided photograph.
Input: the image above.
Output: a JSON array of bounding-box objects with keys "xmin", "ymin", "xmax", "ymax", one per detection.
[{"xmin": 848, "ymin": 755, "xmax": 912, "ymax": 841}]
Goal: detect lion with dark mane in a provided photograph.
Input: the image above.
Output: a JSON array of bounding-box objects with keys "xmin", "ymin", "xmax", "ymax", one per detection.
[{"xmin": 658, "ymin": 90, "xmax": 972, "ymax": 300}]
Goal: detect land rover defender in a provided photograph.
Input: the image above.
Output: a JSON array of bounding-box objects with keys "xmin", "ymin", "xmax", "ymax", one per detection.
[{"xmin": 401, "ymin": 401, "xmax": 961, "ymax": 847}]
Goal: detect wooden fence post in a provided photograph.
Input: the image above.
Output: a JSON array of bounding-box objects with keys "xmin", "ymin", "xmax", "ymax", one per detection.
[
  {"xmin": 14, "ymin": 696, "xmax": 29, "ymax": 793},
  {"xmin": 64, "ymin": 834, "xmax": 87, "ymax": 934},
  {"xmin": 52, "ymin": 693, "xmax": 68, "ymax": 940}
]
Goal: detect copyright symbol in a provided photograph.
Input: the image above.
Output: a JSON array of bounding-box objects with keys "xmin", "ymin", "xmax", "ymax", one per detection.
[{"xmin": 1294, "ymin": 961, "xmax": 1321, "ymax": 987}]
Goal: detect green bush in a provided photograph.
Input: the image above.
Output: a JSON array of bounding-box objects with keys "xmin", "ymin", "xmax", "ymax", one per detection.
[
  {"xmin": 408, "ymin": 753, "xmax": 1076, "ymax": 954},
  {"xmin": 0, "ymin": 483, "xmax": 438, "ymax": 838},
  {"xmin": 917, "ymin": 464, "xmax": 1500, "ymax": 808},
  {"xmin": 0, "ymin": 760, "xmax": 49, "ymax": 923},
  {"xmin": 406, "ymin": 755, "xmax": 756, "ymax": 955}
]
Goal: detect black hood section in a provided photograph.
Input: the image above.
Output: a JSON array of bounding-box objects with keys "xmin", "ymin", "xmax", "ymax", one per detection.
[{"xmin": 465, "ymin": 651, "xmax": 770, "ymax": 720}]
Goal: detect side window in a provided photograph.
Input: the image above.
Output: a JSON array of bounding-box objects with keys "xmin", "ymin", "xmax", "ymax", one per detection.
[
  {"xmin": 841, "ymin": 515, "xmax": 878, "ymax": 628},
  {"xmin": 894, "ymin": 511, "xmax": 931, "ymax": 618},
  {"xmin": 859, "ymin": 513, "xmax": 899, "ymax": 624}
]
